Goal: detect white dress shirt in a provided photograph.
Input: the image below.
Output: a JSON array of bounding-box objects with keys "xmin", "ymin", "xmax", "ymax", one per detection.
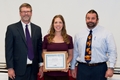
[
  {"xmin": 21, "ymin": 21, "xmax": 32, "ymax": 64},
  {"xmin": 70, "ymin": 25, "xmax": 117, "ymax": 69}
]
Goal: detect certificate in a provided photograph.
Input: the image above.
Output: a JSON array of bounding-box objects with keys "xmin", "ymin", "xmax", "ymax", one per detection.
[{"xmin": 43, "ymin": 51, "xmax": 67, "ymax": 72}]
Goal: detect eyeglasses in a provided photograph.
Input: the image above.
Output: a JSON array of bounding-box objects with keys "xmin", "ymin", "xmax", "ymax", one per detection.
[{"xmin": 20, "ymin": 11, "xmax": 32, "ymax": 13}]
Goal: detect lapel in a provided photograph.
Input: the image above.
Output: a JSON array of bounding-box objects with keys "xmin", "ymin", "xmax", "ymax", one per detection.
[
  {"xmin": 31, "ymin": 23, "xmax": 36, "ymax": 43},
  {"xmin": 31, "ymin": 23, "xmax": 36, "ymax": 46},
  {"xmin": 16, "ymin": 22, "xmax": 36, "ymax": 47},
  {"xmin": 16, "ymin": 21, "xmax": 27, "ymax": 46}
]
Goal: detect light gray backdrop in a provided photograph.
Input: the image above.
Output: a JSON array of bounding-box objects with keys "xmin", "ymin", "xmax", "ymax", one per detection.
[{"xmin": 0, "ymin": 0, "xmax": 120, "ymax": 67}]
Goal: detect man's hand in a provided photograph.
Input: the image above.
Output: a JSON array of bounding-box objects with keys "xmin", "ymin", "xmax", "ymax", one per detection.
[
  {"xmin": 8, "ymin": 68, "xmax": 15, "ymax": 79},
  {"xmin": 39, "ymin": 66, "xmax": 44, "ymax": 78},
  {"xmin": 105, "ymin": 68, "xmax": 114, "ymax": 78}
]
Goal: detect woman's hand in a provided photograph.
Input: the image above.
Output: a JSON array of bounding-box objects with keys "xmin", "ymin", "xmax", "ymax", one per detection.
[{"xmin": 61, "ymin": 63, "xmax": 70, "ymax": 72}]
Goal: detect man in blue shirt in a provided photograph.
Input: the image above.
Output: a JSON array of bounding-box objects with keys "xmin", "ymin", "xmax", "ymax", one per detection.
[{"xmin": 70, "ymin": 9, "xmax": 117, "ymax": 80}]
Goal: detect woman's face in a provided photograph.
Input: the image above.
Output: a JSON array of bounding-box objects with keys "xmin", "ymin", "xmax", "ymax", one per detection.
[{"xmin": 53, "ymin": 17, "xmax": 63, "ymax": 32}]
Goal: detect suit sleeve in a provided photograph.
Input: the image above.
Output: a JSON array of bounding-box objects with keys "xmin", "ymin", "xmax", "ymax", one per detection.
[
  {"xmin": 5, "ymin": 26, "xmax": 14, "ymax": 69},
  {"xmin": 37, "ymin": 27, "xmax": 43, "ymax": 63}
]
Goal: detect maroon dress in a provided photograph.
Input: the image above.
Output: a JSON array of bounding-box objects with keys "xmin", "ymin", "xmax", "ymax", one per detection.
[{"xmin": 42, "ymin": 34, "xmax": 73, "ymax": 76}]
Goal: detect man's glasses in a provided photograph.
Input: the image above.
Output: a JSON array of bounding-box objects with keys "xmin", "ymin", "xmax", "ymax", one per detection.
[{"xmin": 20, "ymin": 11, "xmax": 32, "ymax": 14}]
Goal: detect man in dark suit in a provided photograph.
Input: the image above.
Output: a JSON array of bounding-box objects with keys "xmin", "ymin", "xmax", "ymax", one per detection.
[{"xmin": 5, "ymin": 3, "xmax": 43, "ymax": 80}]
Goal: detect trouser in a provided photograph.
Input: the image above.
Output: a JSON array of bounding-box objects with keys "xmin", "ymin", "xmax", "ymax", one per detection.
[
  {"xmin": 77, "ymin": 62, "xmax": 107, "ymax": 80},
  {"xmin": 9, "ymin": 64, "xmax": 37, "ymax": 80},
  {"xmin": 44, "ymin": 74, "xmax": 69, "ymax": 80}
]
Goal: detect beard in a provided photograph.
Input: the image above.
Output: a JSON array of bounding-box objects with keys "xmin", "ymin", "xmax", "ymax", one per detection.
[
  {"xmin": 86, "ymin": 22, "xmax": 97, "ymax": 29},
  {"xmin": 23, "ymin": 16, "xmax": 31, "ymax": 21}
]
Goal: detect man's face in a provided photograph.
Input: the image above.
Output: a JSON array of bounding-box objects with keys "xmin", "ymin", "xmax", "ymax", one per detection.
[
  {"xmin": 20, "ymin": 7, "xmax": 32, "ymax": 23},
  {"xmin": 86, "ymin": 13, "xmax": 98, "ymax": 29}
]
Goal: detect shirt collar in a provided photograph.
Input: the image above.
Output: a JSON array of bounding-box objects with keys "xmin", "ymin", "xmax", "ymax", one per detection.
[
  {"xmin": 21, "ymin": 21, "xmax": 31, "ymax": 28},
  {"xmin": 86, "ymin": 24, "xmax": 100, "ymax": 32}
]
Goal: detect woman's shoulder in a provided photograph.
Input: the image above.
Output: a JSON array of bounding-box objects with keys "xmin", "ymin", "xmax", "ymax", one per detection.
[
  {"xmin": 43, "ymin": 34, "xmax": 50, "ymax": 41},
  {"xmin": 44, "ymin": 34, "xmax": 50, "ymax": 38},
  {"xmin": 67, "ymin": 34, "xmax": 73, "ymax": 39},
  {"xmin": 67, "ymin": 34, "xmax": 73, "ymax": 42}
]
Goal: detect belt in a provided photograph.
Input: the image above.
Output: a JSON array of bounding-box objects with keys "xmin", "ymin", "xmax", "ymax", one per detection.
[
  {"xmin": 78, "ymin": 62, "xmax": 106, "ymax": 66},
  {"xmin": 27, "ymin": 64, "xmax": 32, "ymax": 67}
]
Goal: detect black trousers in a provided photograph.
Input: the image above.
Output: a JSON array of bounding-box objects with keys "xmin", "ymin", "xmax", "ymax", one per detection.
[
  {"xmin": 44, "ymin": 74, "xmax": 69, "ymax": 80},
  {"xmin": 77, "ymin": 62, "xmax": 107, "ymax": 80},
  {"xmin": 9, "ymin": 65, "xmax": 37, "ymax": 80}
]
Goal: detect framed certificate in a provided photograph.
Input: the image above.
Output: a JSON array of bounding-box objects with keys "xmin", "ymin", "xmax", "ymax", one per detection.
[{"xmin": 43, "ymin": 51, "xmax": 67, "ymax": 72}]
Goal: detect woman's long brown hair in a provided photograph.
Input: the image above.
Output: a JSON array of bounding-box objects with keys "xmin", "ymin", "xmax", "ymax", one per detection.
[{"xmin": 47, "ymin": 15, "xmax": 70, "ymax": 44}]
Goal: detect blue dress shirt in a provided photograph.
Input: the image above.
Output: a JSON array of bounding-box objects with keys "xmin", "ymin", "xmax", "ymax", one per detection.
[{"xmin": 70, "ymin": 25, "xmax": 117, "ymax": 69}]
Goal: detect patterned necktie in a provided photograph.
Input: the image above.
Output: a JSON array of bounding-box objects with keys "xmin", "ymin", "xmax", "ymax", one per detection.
[
  {"xmin": 25, "ymin": 25, "xmax": 34, "ymax": 60},
  {"xmin": 85, "ymin": 30, "xmax": 92, "ymax": 63}
]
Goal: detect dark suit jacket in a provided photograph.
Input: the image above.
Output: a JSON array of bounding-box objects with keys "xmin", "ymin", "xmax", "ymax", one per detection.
[{"xmin": 5, "ymin": 21, "xmax": 42, "ymax": 75}]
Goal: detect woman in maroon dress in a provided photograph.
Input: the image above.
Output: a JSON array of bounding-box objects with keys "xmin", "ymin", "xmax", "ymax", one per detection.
[{"xmin": 41, "ymin": 15, "xmax": 73, "ymax": 80}]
